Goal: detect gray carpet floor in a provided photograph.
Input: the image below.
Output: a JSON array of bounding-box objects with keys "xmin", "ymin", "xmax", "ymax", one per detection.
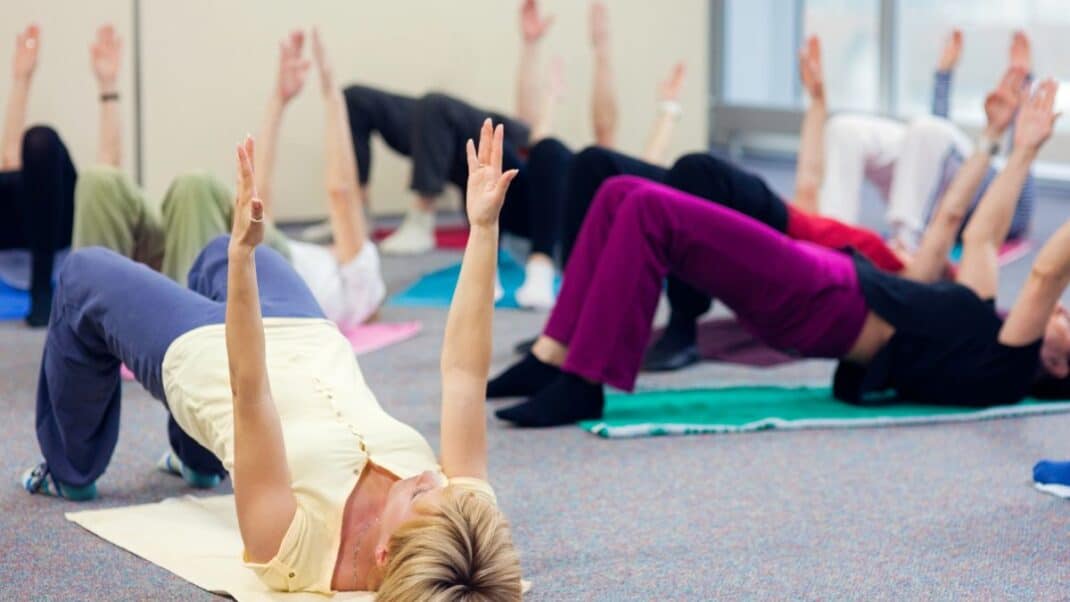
[{"xmin": 1, "ymin": 160, "xmax": 1069, "ymax": 601}]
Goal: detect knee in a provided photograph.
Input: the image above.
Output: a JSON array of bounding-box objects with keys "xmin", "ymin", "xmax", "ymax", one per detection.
[
  {"xmin": 163, "ymin": 171, "xmax": 229, "ymax": 220},
  {"xmin": 590, "ymin": 175, "xmax": 649, "ymax": 214},
  {"xmin": 21, "ymin": 125, "xmax": 65, "ymax": 164},
  {"xmin": 58, "ymin": 247, "xmax": 117, "ymax": 299},
  {"xmin": 905, "ymin": 115, "xmax": 961, "ymax": 145},
  {"xmin": 416, "ymin": 91, "xmax": 455, "ymax": 117},
  {"xmin": 573, "ymin": 146, "xmax": 619, "ymax": 178},
  {"xmin": 343, "ymin": 84, "xmax": 378, "ymax": 109},
  {"xmin": 530, "ymin": 137, "xmax": 569, "ymax": 157},
  {"xmin": 665, "ymin": 153, "xmax": 720, "ymax": 187},
  {"xmin": 74, "ymin": 166, "xmax": 127, "ymax": 209},
  {"xmin": 823, "ymin": 114, "xmax": 869, "ymax": 145}
]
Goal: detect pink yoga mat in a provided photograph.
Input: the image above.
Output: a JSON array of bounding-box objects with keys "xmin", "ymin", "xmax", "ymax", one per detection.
[{"xmin": 120, "ymin": 321, "xmax": 422, "ymax": 381}]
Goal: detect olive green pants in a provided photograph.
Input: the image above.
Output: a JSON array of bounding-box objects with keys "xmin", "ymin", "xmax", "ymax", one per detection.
[{"xmin": 71, "ymin": 165, "xmax": 291, "ymax": 285}]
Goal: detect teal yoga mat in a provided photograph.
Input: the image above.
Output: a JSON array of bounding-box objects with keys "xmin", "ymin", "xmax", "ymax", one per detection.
[
  {"xmin": 389, "ymin": 250, "xmax": 559, "ymax": 309},
  {"xmin": 578, "ymin": 386, "xmax": 1070, "ymax": 438}
]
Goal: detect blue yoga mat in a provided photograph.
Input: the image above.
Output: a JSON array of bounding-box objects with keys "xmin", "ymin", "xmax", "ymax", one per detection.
[
  {"xmin": 0, "ymin": 279, "xmax": 29, "ymax": 321},
  {"xmin": 390, "ymin": 250, "xmax": 559, "ymax": 309}
]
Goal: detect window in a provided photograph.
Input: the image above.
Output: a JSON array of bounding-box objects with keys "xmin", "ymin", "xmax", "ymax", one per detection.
[
  {"xmin": 722, "ymin": 0, "xmax": 798, "ymax": 108},
  {"xmin": 804, "ymin": 0, "xmax": 881, "ymax": 112}
]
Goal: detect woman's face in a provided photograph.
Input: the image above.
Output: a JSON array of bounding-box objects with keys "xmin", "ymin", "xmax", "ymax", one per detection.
[
  {"xmin": 373, "ymin": 470, "xmax": 446, "ymax": 567},
  {"xmin": 1041, "ymin": 305, "xmax": 1070, "ymax": 378}
]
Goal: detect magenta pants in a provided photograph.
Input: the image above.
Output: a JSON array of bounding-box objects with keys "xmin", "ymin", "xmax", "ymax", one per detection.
[{"xmin": 544, "ymin": 176, "xmax": 869, "ymax": 391}]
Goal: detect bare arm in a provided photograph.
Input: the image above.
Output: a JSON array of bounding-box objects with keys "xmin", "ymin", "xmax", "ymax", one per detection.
[
  {"xmin": 256, "ymin": 31, "xmax": 309, "ymax": 221},
  {"xmin": 793, "ymin": 36, "xmax": 825, "ymax": 214},
  {"xmin": 528, "ymin": 56, "xmax": 564, "ymax": 143},
  {"xmin": 311, "ymin": 30, "xmax": 366, "ymax": 263},
  {"xmin": 91, "ymin": 25, "xmax": 122, "ymax": 167},
  {"xmin": 229, "ymin": 138, "xmax": 297, "ymax": 563},
  {"xmin": 1001, "ymin": 221, "xmax": 1070, "ymax": 346},
  {"xmin": 640, "ymin": 61, "xmax": 686, "ymax": 165},
  {"xmin": 516, "ymin": 0, "xmax": 553, "ymax": 127},
  {"xmin": 440, "ymin": 121, "xmax": 518, "ymax": 479},
  {"xmin": 589, "ymin": 1, "xmax": 617, "ymax": 147},
  {"xmin": 959, "ymin": 78, "xmax": 1057, "ymax": 298},
  {"xmin": 2, "ymin": 25, "xmax": 39, "ymax": 170}
]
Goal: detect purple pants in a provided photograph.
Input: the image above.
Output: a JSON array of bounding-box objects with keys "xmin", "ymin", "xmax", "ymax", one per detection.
[{"xmin": 543, "ymin": 176, "xmax": 868, "ymax": 391}]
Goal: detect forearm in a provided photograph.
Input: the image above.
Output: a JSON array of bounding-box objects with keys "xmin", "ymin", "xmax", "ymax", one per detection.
[
  {"xmin": 932, "ymin": 70, "xmax": 952, "ymax": 118},
  {"xmin": 591, "ymin": 48, "xmax": 617, "ymax": 147},
  {"xmin": 793, "ymin": 98, "xmax": 826, "ymax": 213},
  {"xmin": 907, "ymin": 148, "xmax": 991, "ymax": 281},
  {"xmin": 441, "ymin": 224, "xmax": 497, "ymax": 377},
  {"xmin": 256, "ymin": 95, "xmax": 286, "ymax": 219},
  {"xmin": 225, "ymin": 247, "xmax": 270, "ymax": 397},
  {"xmin": 323, "ymin": 84, "xmax": 366, "ymax": 263},
  {"xmin": 962, "ymin": 147, "xmax": 1035, "ymax": 248},
  {"xmin": 640, "ymin": 111, "xmax": 677, "ymax": 165},
  {"xmin": 2, "ymin": 79, "xmax": 31, "ymax": 169},
  {"xmin": 516, "ymin": 42, "xmax": 541, "ymax": 127},
  {"xmin": 96, "ymin": 83, "xmax": 121, "ymax": 167}
]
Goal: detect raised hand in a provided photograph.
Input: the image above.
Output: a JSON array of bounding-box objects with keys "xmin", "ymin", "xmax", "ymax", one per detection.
[
  {"xmin": 13, "ymin": 24, "xmax": 40, "ymax": 82},
  {"xmin": 309, "ymin": 28, "xmax": 333, "ymax": 94},
  {"xmin": 936, "ymin": 29, "xmax": 963, "ymax": 72},
  {"xmin": 798, "ymin": 35, "xmax": 824, "ymax": 102},
  {"xmin": 233, "ymin": 136, "xmax": 266, "ymax": 251},
  {"xmin": 520, "ymin": 0, "xmax": 554, "ymax": 44},
  {"xmin": 1009, "ymin": 30, "xmax": 1031, "ymax": 73},
  {"xmin": 1014, "ymin": 79, "xmax": 1061, "ymax": 153},
  {"xmin": 659, "ymin": 61, "xmax": 687, "ymax": 102},
  {"xmin": 465, "ymin": 119, "xmax": 519, "ymax": 228},
  {"xmin": 90, "ymin": 25, "xmax": 121, "ymax": 91},
  {"xmin": 276, "ymin": 30, "xmax": 310, "ymax": 104},
  {"xmin": 983, "ymin": 66, "xmax": 1027, "ymax": 136},
  {"xmin": 589, "ymin": 1, "xmax": 609, "ymax": 49}
]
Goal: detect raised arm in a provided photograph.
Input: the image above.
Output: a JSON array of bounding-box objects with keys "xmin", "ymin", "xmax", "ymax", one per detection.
[
  {"xmin": 640, "ymin": 61, "xmax": 686, "ymax": 165},
  {"xmin": 528, "ymin": 55, "xmax": 565, "ymax": 143},
  {"xmin": 589, "ymin": 1, "xmax": 618, "ymax": 147},
  {"xmin": 91, "ymin": 25, "xmax": 122, "ymax": 167},
  {"xmin": 255, "ymin": 31, "xmax": 309, "ymax": 221},
  {"xmin": 311, "ymin": 29, "xmax": 366, "ymax": 263},
  {"xmin": 228, "ymin": 137, "xmax": 297, "ymax": 562},
  {"xmin": 932, "ymin": 29, "xmax": 962, "ymax": 118},
  {"xmin": 958, "ymin": 78, "xmax": 1057, "ymax": 298},
  {"xmin": 516, "ymin": 0, "xmax": 553, "ymax": 127},
  {"xmin": 903, "ymin": 67, "xmax": 1026, "ymax": 283},
  {"xmin": 2, "ymin": 25, "xmax": 39, "ymax": 170},
  {"xmin": 439, "ymin": 120, "xmax": 518, "ymax": 479},
  {"xmin": 793, "ymin": 36, "xmax": 825, "ymax": 214}
]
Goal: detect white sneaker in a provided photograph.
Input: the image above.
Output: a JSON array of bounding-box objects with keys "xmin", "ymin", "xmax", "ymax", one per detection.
[
  {"xmin": 380, "ymin": 209, "xmax": 435, "ymax": 255},
  {"xmin": 514, "ymin": 260, "xmax": 556, "ymax": 310},
  {"xmin": 299, "ymin": 220, "xmax": 335, "ymax": 243}
]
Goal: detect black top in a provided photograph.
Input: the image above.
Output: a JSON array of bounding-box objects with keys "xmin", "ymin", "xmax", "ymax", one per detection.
[{"xmin": 834, "ymin": 253, "xmax": 1042, "ymax": 407}]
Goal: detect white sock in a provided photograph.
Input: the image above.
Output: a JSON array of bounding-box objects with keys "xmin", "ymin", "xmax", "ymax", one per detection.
[
  {"xmin": 381, "ymin": 208, "xmax": 435, "ymax": 255},
  {"xmin": 515, "ymin": 260, "xmax": 556, "ymax": 309}
]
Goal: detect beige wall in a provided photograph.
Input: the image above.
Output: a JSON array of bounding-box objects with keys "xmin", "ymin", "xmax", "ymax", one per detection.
[
  {"xmin": 0, "ymin": 2, "xmax": 136, "ymax": 175},
  {"xmin": 4, "ymin": 1, "xmax": 708, "ymax": 220}
]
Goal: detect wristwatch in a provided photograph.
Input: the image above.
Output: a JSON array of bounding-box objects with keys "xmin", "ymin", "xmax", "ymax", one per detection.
[{"xmin": 978, "ymin": 132, "xmax": 1000, "ymax": 156}]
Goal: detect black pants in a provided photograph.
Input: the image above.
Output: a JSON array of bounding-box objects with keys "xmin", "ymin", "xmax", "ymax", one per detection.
[
  {"xmin": 560, "ymin": 147, "xmax": 790, "ymax": 330},
  {"xmin": 0, "ymin": 126, "xmax": 76, "ymax": 302},
  {"xmin": 499, "ymin": 137, "xmax": 573, "ymax": 257},
  {"xmin": 343, "ymin": 85, "xmax": 530, "ymax": 195}
]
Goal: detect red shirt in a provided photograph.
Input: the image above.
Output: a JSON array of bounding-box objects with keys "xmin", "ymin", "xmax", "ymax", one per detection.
[{"xmin": 785, "ymin": 206, "xmax": 905, "ymax": 273}]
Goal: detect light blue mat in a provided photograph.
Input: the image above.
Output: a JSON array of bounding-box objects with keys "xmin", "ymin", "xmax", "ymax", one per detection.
[{"xmin": 390, "ymin": 250, "xmax": 560, "ymax": 309}]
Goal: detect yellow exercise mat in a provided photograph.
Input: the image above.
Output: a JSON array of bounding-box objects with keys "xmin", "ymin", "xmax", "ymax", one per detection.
[{"xmin": 67, "ymin": 495, "xmax": 533, "ymax": 600}]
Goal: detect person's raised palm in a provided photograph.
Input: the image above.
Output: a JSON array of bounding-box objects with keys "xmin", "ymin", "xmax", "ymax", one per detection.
[
  {"xmin": 13, "ymin": 25, "xmax": 40, "ymax": 82},
  {"xmin": 90, "ymin": 25, "xmax": 121, "ymax": 90},
  {"xmin": 1014, "ymin": 79, "xmax": 1061, "ymax": 152},
  {"xmin": 936, "ymin": 29, "xmax": 963, "ymax": 72},
  {"xmin": 983, "ymin": 67, "xmax": 1027, "ymax": 136},
  {"xmin": 798, "ymin": 35, "xmax": 824, "ymax": 101},
  {"xmin": 520, "ymin": 0, "xmax": 554, "ymax": 44},
  {"xmin": 276, "ymin": 30, "xmax": 309, "ymax": 104},
  {"xmin": 232, "ymin": 136, "xmax": 265, "ymax": 251},
  {"xmin": 659, "ymin": 61, "xmax": 687, "ymax": 102},
  {"xmin": 465, "ymin": 119, "xmax": 519, "ymax": 228}
]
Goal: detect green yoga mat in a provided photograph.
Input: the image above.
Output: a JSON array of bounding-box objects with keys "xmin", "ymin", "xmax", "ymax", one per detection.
[{"xmin": 577, "ymin": 386, "xmax": 1070, "ymax": 438}]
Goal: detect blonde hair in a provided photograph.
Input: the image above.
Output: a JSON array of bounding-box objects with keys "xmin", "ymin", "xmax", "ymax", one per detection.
[{"xmin": 377, "ymin": 486, "xmax": 522, "ymax": 602}]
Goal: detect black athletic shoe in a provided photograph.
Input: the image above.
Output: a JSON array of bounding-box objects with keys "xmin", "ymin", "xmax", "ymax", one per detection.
[{"xmin": 642, "ymin": 330, "xmax": 700, "ymax": 372}]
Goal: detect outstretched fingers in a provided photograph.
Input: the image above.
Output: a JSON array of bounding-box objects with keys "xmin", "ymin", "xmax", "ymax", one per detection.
[{"xmin": 476, "ymin": 118, "xmax": 493, "ymax": 166}]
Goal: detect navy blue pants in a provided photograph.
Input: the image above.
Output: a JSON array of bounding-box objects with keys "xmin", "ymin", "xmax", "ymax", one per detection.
[{"xmin": 35, "ymin": 235, "xmax": 324, "ymax": 487}]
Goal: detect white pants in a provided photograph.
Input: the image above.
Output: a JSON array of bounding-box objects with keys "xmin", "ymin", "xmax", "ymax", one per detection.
[
  {"xmin": 819, "ymin": 114, "xmax": 973, "ymax": 245},
  {"xmin": 287, "ymin": 239, "xmax": 386, "ymax": 331}
]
